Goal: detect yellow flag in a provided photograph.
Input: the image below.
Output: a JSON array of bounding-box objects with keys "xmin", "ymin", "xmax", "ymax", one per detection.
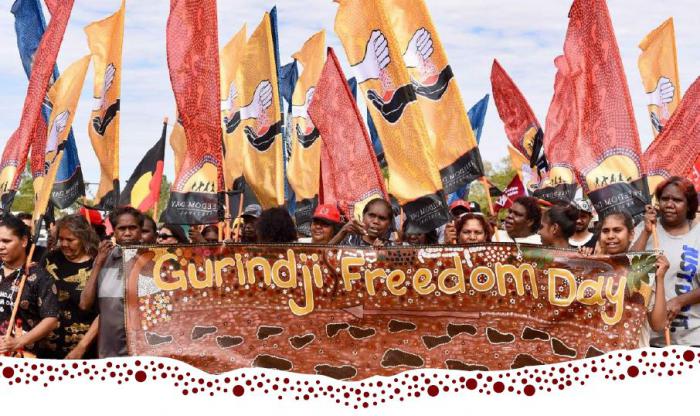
[
  {"xmin": 638, "ymin": 17, "xmax": 681, "ymax": 137},
  {"xmin": 85, "ymin": 0, "xmax": 125, "ymax": 208},
  {"xmin": 32, "ymin": 55, "xmax": 91, "ymax": 224},
  {"xmin": 169, "ymin": 115, "xmax": 186, "ymax": 176},
  {"xmin": 239, "ymin": 13, "xmax": 285, "ymax": 208},
  {"xmin": 287, "ymin": 31, "xmax": 326, "ymax": 217},
  {"xmin": 335, "ymin": 0, "xmax": 449, "ymax": 231},
  {"xmin": 220, "ymin": 24, "xmax": 247, "ymax": 191},
  {"xmin": 507, "ymin": 145, "xmax": 539, "ymax": 195},
  {"xmin": 383, "ymin": 0, "xmax": 483, "ymax": 193}
]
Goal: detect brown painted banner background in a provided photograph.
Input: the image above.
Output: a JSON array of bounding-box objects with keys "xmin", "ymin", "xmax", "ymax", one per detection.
[{"xmin": 124, "ymin": 244, "xmax": 656, "ymax": 379}]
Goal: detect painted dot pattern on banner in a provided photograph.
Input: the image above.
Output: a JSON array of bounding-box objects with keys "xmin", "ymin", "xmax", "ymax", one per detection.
[{"xmin": 1, "ymin": 348, "xmax": 698, "ymax": 408}]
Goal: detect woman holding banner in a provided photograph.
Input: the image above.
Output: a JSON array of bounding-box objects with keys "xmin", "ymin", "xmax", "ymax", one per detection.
[
  {"xmin": 633, "ymin": 177, "xmax": 700, "ymax": 346},
  {"xmin": 445, "ymin": 213, "xmax": 493, "ymax": 244},
  {"xmin": 330, "ymin": 198, "xmax": 396, "ymax": 247},
  {"xmin": 0, "ymin": 215, "xmax": 59, "ymax": 357},
  {"xmin": 492, "ymin": 196, "xmax": 542, "ymax": 244},
  {"xmin": 599, "ymin": 212, "xmax": 669, "ymax": 347}
]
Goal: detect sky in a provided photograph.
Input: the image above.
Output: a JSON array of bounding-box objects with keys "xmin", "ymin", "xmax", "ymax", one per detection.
[{"xmin": 1, "ymin": 0, "xmax": 699, "ymax": 198}]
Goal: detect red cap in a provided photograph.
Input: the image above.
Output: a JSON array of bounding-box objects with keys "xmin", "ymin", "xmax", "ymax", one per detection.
[
  {"xmin": 79, "ymin": 207, "xmax": 104, "ymax": 225},
  {"xmin": 312, "ymin": 204, "xmax": 341, "ymax": 224},
  {"xmin": 449, "ymin": 200, "xmax": 481, "ymax": 213}
]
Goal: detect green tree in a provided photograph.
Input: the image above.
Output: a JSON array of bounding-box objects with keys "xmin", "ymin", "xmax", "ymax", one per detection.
[
  {"xmin": 466, "ymin": 156, "xmax": 516, "ymax": 219},
  {"xmin": 10, "ymin": 168, "xmax": 35, "ymax": 214}
]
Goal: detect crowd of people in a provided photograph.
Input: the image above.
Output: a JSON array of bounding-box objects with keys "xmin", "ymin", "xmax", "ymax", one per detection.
[{"xmin": 1, "ymin": 176, "xmax": 699, "ymax": 359}]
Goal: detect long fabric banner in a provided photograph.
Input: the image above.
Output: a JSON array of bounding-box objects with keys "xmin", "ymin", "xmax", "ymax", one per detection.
[
  {"xmin": 169, "ymin": 116, "xmax": 186, "ymax": 177},
  {"xmin": 163, "ymin": 0, "xmax": 224, "ymax": 224},
  {"xmin": 310, "ymin": 48, "xmax": 388, "ymax": 220},
  {"xmin": 543, "ymin": 56, "xmax": 579, "ymax": 187},
  {"xmin": 491, "ymin": 60, "xmax": 547, "ymax": 175},
  {"xmin": 287, "ymin": 31, "xmax": 326, "ymax": 233},
  {"xmin": 220, "ymin": 25, "xmax": 247, "ymax": 193},
  {"xmin": 31, "ymin": 55, "xmax": 91, "ymax": 229},
  {"xmin": 563, "ymin": 0, "xmax": 644, "ymax": 194},
  {"xmin": 85, "ymin": 0, "xmax": 125, "ymax": 210},
  {"xmin": 384, "ymin": 0, "xmax": 484, "ymax": 194},
  {"xmin": 12, "ymin": 0, "xmax": 85, "ymax": 210},
  {"xmin": 644, "ymin": 77, "xmax": 700, "ymax": 192},
  {"xmin": 125, "ymin": 243, "xmax": 656, "ymax": 377},
  {"xmin": 638, "ymin": 18, "xmax": 681, "ymax": 137},
  {"xmin": 335, "ymin": 0, "xmax": 449, "ymax": 233},
  {"xmin": 0, "ymin": 0, "xmax": 74, "ymax": 212},
  {"xmin": 239, "ymin": 13, "xmax": 285, "ymax": 209}
]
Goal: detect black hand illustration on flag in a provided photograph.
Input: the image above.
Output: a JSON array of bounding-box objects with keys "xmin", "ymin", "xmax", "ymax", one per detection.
[
  {"xmin": 92, "ymin": 99, "xmax": 120, "ymax": 136},
  {"xmin": 295, "ymin": 123, "xmax": 320, "ymax": 149},
  {"xmin": 366, "ymin": 84, "xmax": 417, "ymax": 123},
  {"xmin": 224, "ymin": 111, "xmax": 241, "ymax": 134},
  {"xmin": 412, "ymin": 65, "xmax": 454, "ymax": 101},
  {"xmin": 245, "ymin": 120, "xmax": 282, "ymax": 152}
]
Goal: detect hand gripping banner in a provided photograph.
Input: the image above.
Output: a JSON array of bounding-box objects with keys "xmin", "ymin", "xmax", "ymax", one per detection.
[{"xmin": 125, "ymin": 243, "xmax": 656, "ymax": 378}]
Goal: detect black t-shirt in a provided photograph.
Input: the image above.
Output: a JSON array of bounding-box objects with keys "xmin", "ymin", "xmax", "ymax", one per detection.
[
  {"xmin": 0, "ymin": 263, "xmax": 59, "ymax": 357},
  {"xmin": 41, "ymin": 251, "xmax": 98, "ymax": 359}
]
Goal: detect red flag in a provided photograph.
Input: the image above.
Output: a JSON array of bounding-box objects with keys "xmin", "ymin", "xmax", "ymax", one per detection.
[
  {"xmin": 494, "ymin": 175, "xmax": 525, "ymax": 212},
  {"xmin": 644, "ymin": 77, "xmax": 700, "ymax": 191},
  {"xmin": 162, "ymin": 0, "xmax": 223, "ymax": 224},
  {"xmin": 490, "ymin": 59, "xmax": 546, "ymax": 171},
  {"xmin": 563, "ymin": 0, "xmax": 643, "ymax": 193},
  {"xmin": 542, "ymin": 56, "xmax": 579, "ymax": 186},
  {"xmin": 0, "ymin": 0, "xmax": 74, "ymax": 210},
  {"xmin": 308, "ymin": 48, "xmax": 388, "ymax": 220}
]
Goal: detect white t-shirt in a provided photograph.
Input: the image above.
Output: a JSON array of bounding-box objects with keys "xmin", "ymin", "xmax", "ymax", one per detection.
[
  {"xmin": 569, "ymin": 232, "xmax": 594, "ymax": 248},
  {"xmin": 492, "ymin": 230, "xmax": 542, "ymax": 245},
  {"xmin": 637, "ymin": 222, "xmax": 700, "ymax": 346}
]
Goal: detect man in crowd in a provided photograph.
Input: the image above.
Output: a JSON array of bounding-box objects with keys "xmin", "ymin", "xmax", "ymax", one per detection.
[
  {"xmin": 239, "ymin": 204, "xmax": 262, "ymax": 243},
  {"xmin": 569, "ymin": 199, "xmax": 597, "ymax": 249},
  {"xmin": 79, "ymin": 206, "xmax": 143, "ymax": 358}
]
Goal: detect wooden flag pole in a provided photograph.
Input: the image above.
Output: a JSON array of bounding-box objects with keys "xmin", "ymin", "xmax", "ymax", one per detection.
[
  {"xmin": 651, "ymin": 222, "xmax": 671, "ymax": 346},
  {"xmin": 224, "ymin": 192, "xmax": 231, "ymax": 241},
  {"xmin": 3, "ymin": 244, "xmax": 35, "ymax": 344},
  {"xmin": 480, "ymin": 177, "xmax": 499, "ymax": 242}
]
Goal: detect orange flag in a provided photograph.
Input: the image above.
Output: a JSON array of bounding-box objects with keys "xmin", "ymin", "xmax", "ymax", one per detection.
[
  {"xmin": 638, "ymin": 18, "xmax": 681, "ymax": 137},
  {"xmin": 335, "ymin": 0, "xmax": 448, "ymax": 232}
]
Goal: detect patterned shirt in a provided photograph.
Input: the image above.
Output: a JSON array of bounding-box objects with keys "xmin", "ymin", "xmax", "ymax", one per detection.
[
  {"xmin": 41, "ymin": 251, "xmax": 98, "ymax": 359},
  {"xmin": 0, "ymin": 263, "xmax": 59, "ymax": 357}
]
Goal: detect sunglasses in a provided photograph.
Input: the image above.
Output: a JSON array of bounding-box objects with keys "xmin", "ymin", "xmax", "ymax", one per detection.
[{"xmin": 157, "ymin": 233, "xmax": 175, "ymax": 239}]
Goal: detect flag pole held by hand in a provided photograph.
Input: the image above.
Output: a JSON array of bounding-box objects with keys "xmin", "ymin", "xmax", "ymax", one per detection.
[{"xmin": 651, "ymin": 222, "xmax": 670, "ymax": 346}]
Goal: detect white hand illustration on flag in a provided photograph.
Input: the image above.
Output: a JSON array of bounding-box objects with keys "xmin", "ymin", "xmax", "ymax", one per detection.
[
  {"xmin": 646, "ymin": 76, "xmax": 675, "ymax": 107},
  {"xmin": 240, "ymin": 80, "xmax": 273, "ymax": 120},
  {"xmin": 352, "ymin": 30, "xmax": 390, "ymax": 83},
  {"xmin": 92, "ymin": 63, "xmax": 116, "ymax": 111},
  {"xmin": 291, "ymin": 87, "xmax": 315, "ymax": 120},
  {"xmin": 220, "ymin": 81, "xmax": 239, "ymax": 113},
  {"xmin": 403, "ymin": 27, "xmax": 434, "ymax": 68}
]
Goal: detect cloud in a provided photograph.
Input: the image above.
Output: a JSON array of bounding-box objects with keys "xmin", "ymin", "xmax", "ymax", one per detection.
[{"xmin": 1, "ymin": 0, "xmax": 699, "ymax": 194}]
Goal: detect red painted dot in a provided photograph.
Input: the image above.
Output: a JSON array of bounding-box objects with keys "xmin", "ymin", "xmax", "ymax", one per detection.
[
  {"xmin": 233, "ymin": 385, "xmax": 245, "ymax": 397},
  {"xmin": 466, "ymin": 378, "xmax": 477, "ymax": 390},
  {"xmin": 627, "ymin": 366, "xmax": 639, "ymax": 378},
  {"xmin": 135, "ymin": 371, "xmax": 147, "ymax": 382},
  {"xmin": 493, "ymin": 382, "xmax": 505, "ymax": 393},
  {"xmin": 3, "ymin": 367, "xmax": 14, "ymax": 378},
  {"xmin": 427, "ymin": 385, "xmax": 439, "ymax": 397},
  {"xmin": 524, "ymin": 385, "xmax": 536, "ymax": 396},
  {"xmin": 683, "ymin": 351, "xmax": 695, "ymax": 362}
]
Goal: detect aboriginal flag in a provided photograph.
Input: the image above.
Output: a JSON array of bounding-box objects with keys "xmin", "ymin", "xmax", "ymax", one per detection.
[{"xmin": 119, "ymin": 120, "xmax": 167, "ymax": 212}]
